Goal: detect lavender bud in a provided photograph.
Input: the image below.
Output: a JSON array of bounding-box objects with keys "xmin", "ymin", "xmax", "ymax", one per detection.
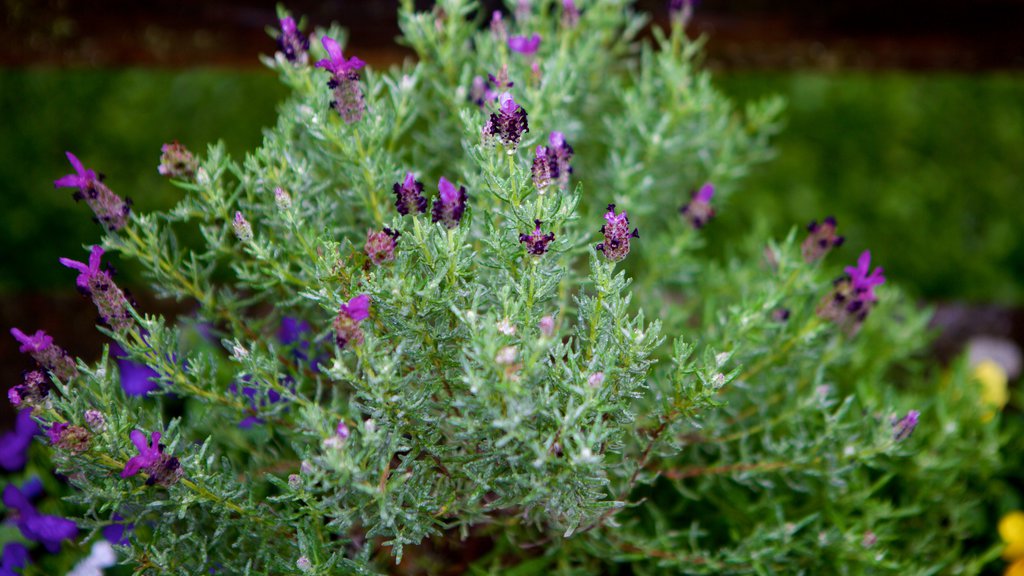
[
  {"xmin": 892, "ymin": 410, "xmax": 920, "ymax": 442},
  {"xmin": 48, "ymin": 422, "xmax": 91, "ymax": 454},
  {"xmin": 588, "ymin": 372, "xmax": 605, "ymax": 388},
  {"xmin": 539, "ymin": 316, "xmax": 555, "ymax": 338},
  {"xmin": 802, "ymin": 216, "xmax": 845, "ymax": 263},
  {"xmin": 519, "ymin": 220, "xmax": 555, "ymax": 256},
  {"xmin": 297, "ymin": 556, "xmax": 313, "ymax": 572},
  {"xmin": 54, "ymin": 152, "xmax": 131, "ymax": 232},
  {"xmin": 288, "ymin": 474, "xmax": 302, "ymax": 489},
  {"xmin": 365, "ymin": 228, "xmax": 399, "ymax": 265},
  {"xmin": 274, "ymin": 187, "xmax": 292, "ymax": 210},
  {"xmin": 233, "ymin": 212, "xmax": 253, "ymax": 243},
  {"xmin": 277, "ymin": 17, "xmax": 310, "ymax": 64},
  {"xmin": 595, "ymin": 204, "xmax": 639, "ymax": 262},
  {"xmin": 680, "ymin": 184, "xmax": 715, "ymax": 229},
  {"xmin": 84, "ymin": 409, "xmax": 107, "ymax": 432},
  {"xmin": 157, "ymin": 141, "xmax": 198, "ymax": 180},
  {"xmin": 562, "ymin": 0, "xmax": 580, "ymax": 27},
  {"xmin": 9, "ymin": 370, "xmax": 50, "ymax": 410}
]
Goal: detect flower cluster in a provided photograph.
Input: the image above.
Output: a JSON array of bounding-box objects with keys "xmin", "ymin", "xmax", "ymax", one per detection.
[
  {"xmin": 531, "ymin": 132, "xmax": 574, "ymax": 193},
  {"xmin": 333, "ymin": 294, "xmax": 370, "ymax": 349},
  {"xmin": 54, "ymin": 152, "xmax": 131, "ymax": 232},
  {"xmin": 10, "ymin": 327, "xmax": 78, "ymax": 380},
  {"xmin": 595, "ymin": 204, "xmax": 639, "ymax": 262},
  {"xmin": 315, "ymin": 35, "xmax": 366, "ymax": 123},
  {"xmin": 393, "ymin": 173, "xmax": 427, "ymax": 215},
  {"xmin": 802, "ymin": 216, "xmax": 844, "ymax": 262},
  {"xmin": 0, "ymin": 409, "xmax": 38, "ymax": 472},
  {"xmin": 509, "ymin": 34, "xmax": 541, "ymax": 55},
  {"xmin": 276, "ymin": 16, "xmax": 309, "ymax": 64},
  {"xmin": 818, "ymin": 251, "xmax": 886, "ymax": 333},
  {"xmin": 48, "ymin": 421, "xmax": 92, "ymax": 454},
  {"xmin": 471, "ymin": 64, "xmax": 514, "ymax": 108},
  {"xmin": 157, "ymin": 141, "xmax": 198, "ymax": 180},
  {"xmin": 59, "ymin": 245, "xmax": 134, "ymax": 332},
  {"xmin": 121, "ymin": 430, "xmax": 183, "ymax": 487},
  {"xmin": 679, "ymin": 183, "xmax": 715, "ymax": 229},
  {"xmin": 8, "ymin": 370, "xmax": 50, "ymax": 410},
  {"xmin": 432, "ymin": 177, "xmax": 468, "ymax": 228},
  {"xmin": 519, "ymin": 220, "xmax": 555, "ymax": 256},
  {"xmin": 483, "ymin": 92, "xmax": 529, "ymax": 148},
  {"xmin": 365, "ymin": 227, "xmax": 400, "ymax": 265}
]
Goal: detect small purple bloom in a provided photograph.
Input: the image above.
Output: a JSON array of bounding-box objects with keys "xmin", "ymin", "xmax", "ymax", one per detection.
[
  {"xmin": 680, "ymin": 183, "xmax": 715, "ymax": 229},
  {"xmin": 0, "ymin": 409, "xmax": 40, "ymax": 472},
  {"xmin": 365, "ymin": 228, "xmax": 400, "ymax": 265},
  {"xmin": 432, "ymin": 177, "xmax": 468, "ymax": 229},
  {"xmin": 102, "ymin": 514, "xmax": 134, "ymax": 546},
  {"xmin": 277, "ymin": 16, "xmax": 310, "ymax": 64},
  {"xmin": 519, "ymin": 220, "xmax": 555, "ymax": 256},
  {"xmin": 2, "ymin": 482, "xmax": 78, "ymax": 553},
  {"xmin": 818, "ymin": 251, "xmax": 886, "ymax": 334},
  {"xmin": 393, "ymin": 172, "xmax": 427, "ymax": 215},
  {"xmin": 802, "ymin": 216, "xmax": 845, "ymax": 263},
  {"xmin": 562, "ymin": 0, "xmax": 580, "ymax": 27},
  {"xmin": 316, "ymin": 36, "xmax": 367, "ymax": 123},
  {"xmin": 47, "ymin": 421, "xmax": 91, "ymax": 454},
  {"xmin": 1, "ymin": 542, "xmax": 30, "ymax": 575},
  {"xmin": 336, "ymin": 420, "xmax": 350, "ymax": 439},
  {"xmin": 539, "ymin": 316, "xmax": 555, "ymax": 338},
  {"xmin": 531, "ymin": 146, "xmax": 559, "ymax": 193},
  {"xmin": 157, "ymin": 141, "xmax": 198, "ymax": 180},
  {"xmin": 483, "ymin": 92, "xmax": 529, "ymax": 148},
  {"xmin": 509, "ymin": 33, "xmax": 541, "ymax": 55},
  {"xmin": 111, "ymin": 343, "xmax": 160, "ymax": 397},
  {"xmin": 59, "ymin": 245, "xmax": 134, "ymax": 332},
  {"xmin": 490, "ymin": 10, "xmax": 507, "ymax": 43},
  {"xmin": 54, "ymin": 152, "xmax": 131, "ymax": 231},
  {"xmin": 334, "ymin": 294, "xmax": 370, "ymax": 349},
  {"xmin": 549, "ymin": 132, "xmax": 574, "ymax": 190},
  {"xmin": 595, "ymin": 204, "xmax": 639, "ymax": 262},
  {"xmin": 233, "ymin": 211, "xmax": 253, "ymax": 242},
  {"xmin": 11, "ymin": 327, "xmax": 79, "ymax": 381},
  {"xmin": 845, "ymin": 250, "xmax": 886, "ymax": 303},
  {"xmin": 892, "ymin": 410, "xmax": 920, "ymax": 441},
  {"xmin": 8, "ymin": 370, "xmax": 50, "ymax": 410},
  {"xmin": 121, "ymin": 429, "xmax": 182, "ymax": 487}
]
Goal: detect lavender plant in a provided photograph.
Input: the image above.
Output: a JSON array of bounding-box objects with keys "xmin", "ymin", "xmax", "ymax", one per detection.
[{"xmin": 4, "ymin": 0, "xmax": 1007, "ymax": 574}]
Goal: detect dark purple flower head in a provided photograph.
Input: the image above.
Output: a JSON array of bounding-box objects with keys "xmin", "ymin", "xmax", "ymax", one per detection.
[
  {"xmin": 277, "ymin": 16, "xmax": 310, "ymax": 64},
  {"xmin": 59, "ymin": 246, "xmax": 134, "ymax": 332},
  {"xmin": 47, "ymin": 421, "xmax": 91, "ymax": 454},
  {"xmin": 509, "ymin": 33, "xmax": 541, "ymax": 55},
  {"xmin": 54, "ymin": 152, "xmax": 131, "ymax": 231},
  {"xmin": 483, "ymin": 92, "xmax": 529, "ymax": 148},
  {"xmin": 10, "ymin": 327, "xmax": 78, "ymax": 381},
  {"xmin": 519, "ymin": 220, "xmax": 555, "ymax": 256},
  {"xmin": 2, "ymin": 482, "xmax": 78, "ymax": 553},
  {"xmin": 892, "ymin": 410, "xmax": 920, "ymax": 441},
  {"xmin": 595, "ymin": 204, "xmax": 639, "ymax": 262},
  {"xmin": 432, "ymin": 177, "xmax": 468, "ymax": 229},
  {"xmin": 802, "ymin": 216, "xmax": 845, "ymax": 263},
  {"xmin": 0, "ymin": 409, "xmax": 39, "ymax": 472},
  {"xmin": 2, "ymin": 542, "xmax": 30, "ymax": 575},
  {"xmin": 680, "ymin": 183, "xmax": 715, "ymax": 229},
  {"xmin": 365, "ymin": 228, "xmax": 400, "ymax": 265},
  {"xmin": 157, "ymin": 141, "xmax": 198, "ymax": 180},
  {"xmin": 9, "ymin": 370, "xmax": 50, "ymax": 410},
  {"xmin": 121, "ymin": 429, "xmax": 182, "ymax": 487},
  {"xmin": 111, "ymin": 343, "xmax": 160, "ymax": 397},
  {"xmin": 393, "ymin": 172, "xmax": 427, "ymax": 215},
  {"xmin": 531, "ymin": 146, "xmax": 559, "ymax": 193},
  {"xmin": 562, "ymin": 0, "xmax": 580, "ymax": 27},
  {"xmin": 334, "ymin": 294, "xmax": 370, "ymax": 349},
  {"xmin": 548, "ymin": 132, "xmax": 574, "ymax": 190},
  {"xmin": 316, "ymin": 36, "xmax": 366, "ymax": 123},
  {"xmin": 818, "ymin": 251, "xmax": 886, "ymax": 334}
]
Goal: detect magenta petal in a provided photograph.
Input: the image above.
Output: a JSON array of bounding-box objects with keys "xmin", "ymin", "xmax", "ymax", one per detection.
[
  {"xmin": 344, "ymin": 294, "xmax": 371, "ymax": 322},
  {"xmin": 121, "ymin": 457, "xmax": 144, "ymax": 478},
  {"xmin": 54, "ymin": 174, "xmax": 83, "ymax": 189},
  {"xmin": 65, "ymin": 151, "xmax": 85, "ymax": 176},
  {"xmin": 438, "ymin": 177, "xmax": 458, "ymax": 203},
  {"xmin": 696, "ymin": 183, "xmax": 715, "ymax": 203},
  {"xmin": 321, "ymin": 35, "xmax": 342, "ymax": 62},
  {"xmin": 88, "ymin": 245, "xmax": 105, "ymax": 272},
  {"xmin": 128, "ymin": 429, "xmax": 149, "ymax": 452},
  {"xmin": 58, "ymin": 257, "xmax": 88, "ymax": 274}
]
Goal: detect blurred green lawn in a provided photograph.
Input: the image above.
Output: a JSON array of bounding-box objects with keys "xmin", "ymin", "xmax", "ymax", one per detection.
[{"xmin": 1, "ymin": 69, "xmax": 1022, "ymax": 303}]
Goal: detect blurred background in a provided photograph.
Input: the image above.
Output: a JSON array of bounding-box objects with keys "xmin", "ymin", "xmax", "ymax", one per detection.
[{"xmin": 1, "ymin": 0, "xmax": 1023, "ymax": 419}]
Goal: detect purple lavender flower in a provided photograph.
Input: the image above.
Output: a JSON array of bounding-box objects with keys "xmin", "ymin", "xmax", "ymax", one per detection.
[
  {"xmin": 2, "ymin": 482, "xmax": 78, "ymax": 552},
  {"xmin": 802, "ymin": 216, "xmax": 845, "ymax": 263},
  {"xmin": 47, "ymin": 421, "xmax": 91, "ymax": 454},
  {"xmin": 0, "ymin": 409, "xmax": 39, "ymax": 472},
  {"xmin": 1, "ymin": 542, "xmax": 29, "ymax": 575},
  {"xmin": 393, "ymin": 173, "xmax": 427, "ymax": 215},
  {"xmin": 595, "ymin": 204, "xmax": 639, "ymax": 262},
  {"xmin": 9, "ymin": 370, "xmax": 50, "ymax": 410},
  {"xmin": 54, "ymin": 152, "xmax": 131, "ymax": 231},
  {"xmin": 84, "ymin": 409, "xmax": 106, "ymax": 431},
  {"xmin": 157, "ymin": 141, "xmax": 198, "ymax": 180},
  {"xmin": 490, "ymin": 10, "xmax": 507, "ymax": 43},
  {"xmin": 102, "ymin": 513, "xmax": 134, "ymax": 546},
  {"xmin": 562, "ymin": 0, "xmax": 580, "ymax": 27},
  {"xmin": 10, "ymin": 328, "xmax": 78, "ymax": 380},
  {"xmin": 818, "ymin": 251, "xmax": 886, "ymax": 334},
  {"xmin": 365, "ymin": 228, "xmax": 400, "ymax": 265},
  {"xmin": 680, "ymin": 183, "xmax": 715, "ymax": 229},
  {"xmin": 277, "ymin": 16, "xmax": 310, "ymax": 64},
  {"xmin": 483, "ymin": 92, "xmax": 529, "ymax": 148},
  {"xmin": 336, "ymin": 420, "xmax": 350, "ymax": 439},
  {"xmin": 233, "ymin": 211, "xmax": 253, "ymax": 243},
  {"xmin": 892, "ymin": 410, "xmax": 920, "ymax": 441},
  {"xmin": 111, "ymin": 342, "xmax": 160, "ymax": 397},
  {"xmin": 519, "ymin": 220, "xmax": 555, "ymax": 256},
  {"xmin": 432, "ymin": 177, "xmax": 468, "ymax": 229},
  {"xmin": 315, "ymin": 35, "xmax": 367, "ymax": 123},
  {"xmin": 531, "ymin": 146, "xmax": 559, "ymax": 193},
  {"xmin": 509, "ymin": 33, "xmax": 541, "ymax": 55},
  {"xmin": 334, "ymin": 294, "xmax": 370, "ymax": 349},
  {"xmin": 121, "ymin": 429, "xmax": 183, "ymax": 487},
  {"xmin": 59, "ymin": 245, "xmax": 134, "ymax": 333},
  {"xmin": 548, "ymin": 132, "xmax": 574, "ymax": 190}
]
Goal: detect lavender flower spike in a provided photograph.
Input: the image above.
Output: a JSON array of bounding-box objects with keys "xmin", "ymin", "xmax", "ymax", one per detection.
[
  {"xmin": 802, "ymin": 216, "xmax": 845, "ymax": 263},
  {"xmin": 818, "ymin": 250, "xmax": 886, "ymax": 334},
  {"xmin": 334, "ymin": 294, "xmax": 371, "ymax": 349},
  {"xmin": 157, "ymin": 141, "xmax": 198, "ymax": 180},
  {"xmin": 54, "ymin": 152, "xmax": 131, "ymax": 231},
  {"xmin": 365, "ymin": 227, "xmax": 399, "ymax": 265},
  {"xmin": 531, "ymin": 146, "xmax": 559, "ymax": 193},
  {"xmin": 483, "ymin": 92, "xmax": 529, "ymax": 148},
  {"xmin": 277, "ymin": 16, "xmax": 310, "ymax": 64},
  {"xmin": 893, "ymin": 410, "xmax": 920, "ymax": 441},
  {"xmin": 316, "ymin": 35, "xmax": 367, "ymax": 123},
  {"xmin": 596, "ymin": 204, "xmax": 639, "ymax": 262},
  {"xmin": 562, "ymin": 0, "xmax": 580, "ymax": 28},
  {"xmin": 10, "ymin": 327, "xmax": 78, "ymax": 380},
  {"xmin": 845, "ymin": 250, "xmax": 886, "ymax": 303},
  {"xmin": 59, "ymin": 245, "xmax": 134, "ymax": 332},
  {"xmin": 519, "ymin": 220, "xmax": 555, "ymax": 256},
  {"xmin": 121, "ymin": 429, "xmax": 183, "ymax": 487},
  {"xmin": 432, "ymin": 177, "xmax": 468, "ymax": 229},
  {"xmin": 680, "ymin": 183, "xmax": 715, "ymax": 229},
  {"xmin": 393, "ymin": 172, "xmax": 427, "ymax": 215},
  {"xmin": 549, "ymin": 132, "xmax": 574, "ymax": 190},
  {"xmin": 509, "ymin": 34, "xmax": 541, "ymax": 55}
]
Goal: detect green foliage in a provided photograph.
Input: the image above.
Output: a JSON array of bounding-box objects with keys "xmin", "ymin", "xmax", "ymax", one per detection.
[{"xmin": 10, "ymin": 1, "xmax": 1010, "ymax": 574}]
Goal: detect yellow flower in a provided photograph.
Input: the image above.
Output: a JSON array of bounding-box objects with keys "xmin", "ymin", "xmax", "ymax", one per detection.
[
  {"xmin": 975, "ymin": 360, "xmax": 1009, "ymax": 422},
  {"xmin": 1008, "ymin": 558, "xmax": 1024, "ymax": 576},
  {"xmin": 1001, "ymin": 511, "xmax": 1024, "ymax": 561}
]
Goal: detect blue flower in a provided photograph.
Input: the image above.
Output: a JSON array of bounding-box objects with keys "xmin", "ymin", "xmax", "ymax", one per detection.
[
  {"xmin": 2, "ymin": 481, "xmax": 78, "ymax": 553},
  {"xmin": 0, "ymin": 409, "xmax": 39, "ymax": 472}
]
